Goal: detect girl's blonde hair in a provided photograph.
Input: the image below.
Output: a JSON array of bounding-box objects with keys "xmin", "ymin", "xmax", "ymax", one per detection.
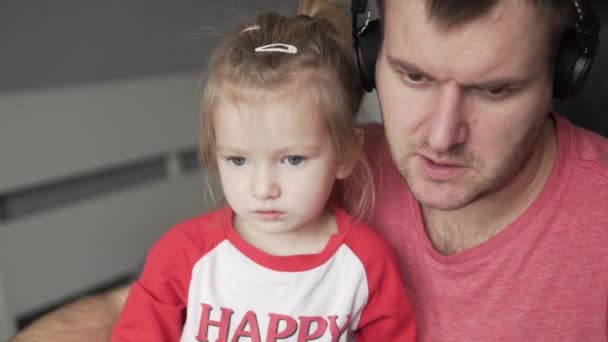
[{"xmin": 199, "ymin": 0, "xmax": 374, "ymax": 220}]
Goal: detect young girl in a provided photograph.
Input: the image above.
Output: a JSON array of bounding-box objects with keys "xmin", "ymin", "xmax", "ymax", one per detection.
[{"xmin": 111, "ymin": 1, "xmax": 416, "ymax": 341}]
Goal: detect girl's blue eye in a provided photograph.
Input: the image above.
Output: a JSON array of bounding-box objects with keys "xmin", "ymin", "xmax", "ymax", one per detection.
[
  {"xmin": 284, "ymin": 155, "xmax": 305, "ymax": 166},
  {"xmin": 228, "ymin": 157, "xmax": 246, "ymax": 166}
]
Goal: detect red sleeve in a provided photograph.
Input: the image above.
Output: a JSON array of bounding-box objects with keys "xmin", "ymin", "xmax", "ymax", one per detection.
[
  {"xmin": 111, "ymin": 212, "xmax": 226, "ymax": 341},
  {"xmin": 345, "ymin": 221, "xmax": 417, "ymax": 341},
  {"xmin": 111, "ymin": 280, "xmax": 186, "ymax": 342}
]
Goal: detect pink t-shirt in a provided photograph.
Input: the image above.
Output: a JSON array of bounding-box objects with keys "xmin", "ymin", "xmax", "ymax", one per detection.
[{"xmin": 365, "ymin": 114, "xmax": 608, "ymax": 341}]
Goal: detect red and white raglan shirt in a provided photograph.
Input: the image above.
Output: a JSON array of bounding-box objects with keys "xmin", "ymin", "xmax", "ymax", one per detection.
[{"xmin": 111, "ymin": 206, "xmax": 416, "ymax": 342}]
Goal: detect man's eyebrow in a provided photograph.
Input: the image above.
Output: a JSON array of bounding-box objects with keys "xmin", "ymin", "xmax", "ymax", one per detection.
[
  {"xmin": 387, "ymin": 54, "xmax": 529, "ymax": 89},
  {"xmin": 386, "ymin": 55, "xmax": 434, "ymax": 79},
  {"xmin": 468, "ymin": 77, "xmax": 529, "ymax": 90}
]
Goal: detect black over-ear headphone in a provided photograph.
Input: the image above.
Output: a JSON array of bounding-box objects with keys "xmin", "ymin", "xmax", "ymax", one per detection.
[{"xmin": 352, "ymin": 0, "xmax": 601, "ymax": 99}]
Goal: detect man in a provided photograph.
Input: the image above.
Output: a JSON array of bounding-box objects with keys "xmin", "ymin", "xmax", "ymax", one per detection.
[
  {"xmin": 12, "ymin": 0, "xmax": 607, "ymax": 340},
  {"xmin": 363, "ymin": 0, "xmax": 607, "ymax": 340}
]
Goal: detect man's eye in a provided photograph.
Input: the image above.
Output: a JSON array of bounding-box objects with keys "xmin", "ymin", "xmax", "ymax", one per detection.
[
  {"xmin": 282, "ymin": 155, "xmax": 305, "ymax": 166},
  {"xmin": 405, "ymin": 72, "xmax": 426, "ymax": 83},
  {"xmin": 486, "ymin": 87, "xmax": 506, "ymax": 96},
  {"xmin": 227, "ymin": 157, "xmax": 246, "ymax": 166}
]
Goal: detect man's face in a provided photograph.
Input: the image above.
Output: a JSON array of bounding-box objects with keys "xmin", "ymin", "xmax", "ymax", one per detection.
[{"xmin": 376, "ymin": 0, "xmax": 554, "ymax": 210}]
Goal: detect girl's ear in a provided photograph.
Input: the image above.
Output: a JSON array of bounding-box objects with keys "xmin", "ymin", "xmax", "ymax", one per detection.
[{"xmin": 336, "ymin": 128, "xmax": 364, "ymax": 179}]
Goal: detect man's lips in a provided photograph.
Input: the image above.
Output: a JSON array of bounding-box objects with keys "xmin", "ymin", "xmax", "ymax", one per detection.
[
  {"xmin": 422, "ymin": 154, "xmax": 463, "ymax": 167},
  {"xmin": 417, "ymin": 155, "xmax": 465, "ymax": 180}
]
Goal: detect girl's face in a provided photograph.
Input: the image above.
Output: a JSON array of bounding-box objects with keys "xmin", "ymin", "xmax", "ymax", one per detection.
[{"xmin": 213, "ymin": 94, "xmax": 353, "ymax": 247}]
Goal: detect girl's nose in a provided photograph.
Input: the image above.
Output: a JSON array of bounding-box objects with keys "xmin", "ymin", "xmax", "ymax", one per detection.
[{"xmin": 252, "ymin": 168, "xmax": 280, "ymax": 200}]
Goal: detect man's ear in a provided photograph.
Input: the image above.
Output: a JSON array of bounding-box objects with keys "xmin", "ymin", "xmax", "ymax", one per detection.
[{"xmin": 336, "ymin": 128, "xmax": 364, "ymax": 179}]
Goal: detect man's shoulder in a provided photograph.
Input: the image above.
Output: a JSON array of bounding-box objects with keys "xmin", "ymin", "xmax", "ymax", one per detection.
[
  {"xmin": 358, "ymin": 123, "xmax": 416, "ymax": 230},
  {"xmin": 560, "ymin": 115, "xmax": 608, "ymax": 181},
  {"xmin": 360, "ymin": 123, "xmax": 392, "ymax": 165},
  {"xmin": 556, "ymin": 116, "xmax": 608, "ymax": 231},
  {"xmin": 360, "ymin": 122, "xmax": 386, "ymax": 147}
]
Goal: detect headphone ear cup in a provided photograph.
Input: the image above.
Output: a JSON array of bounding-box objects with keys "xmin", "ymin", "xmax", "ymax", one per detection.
[
  {"xmin": 553, "ymin": 29, "xmax": 582, "ymax": 99},
  {"xmin": 553, "ymin": 27, "xmax": 598, "ymax": 100},
  {"xmin": 354, "ymin": 19, "xmax": 381, "ymax": 92}
]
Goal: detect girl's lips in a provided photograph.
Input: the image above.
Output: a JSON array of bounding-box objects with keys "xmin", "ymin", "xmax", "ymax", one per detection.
[{"xmin": 254, "ymin": 210, "xmax": 284, "ymax": 220}]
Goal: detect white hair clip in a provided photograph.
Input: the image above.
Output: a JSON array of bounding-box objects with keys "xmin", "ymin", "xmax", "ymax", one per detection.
[
  {"xmin": 254, "ymin": 43, "xmax": 298, "ymax": 54},
  {"xmin": 240, "ymin": 25, "xmax": 260, "ymax": 34}
]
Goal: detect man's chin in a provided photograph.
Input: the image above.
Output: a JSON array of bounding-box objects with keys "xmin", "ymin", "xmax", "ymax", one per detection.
[
  {"xmin": 409, "ymin": 181, "xmax": 478, "ymax": 211},
  {"xmin": 418, "ymin": 198, "xmax": 471, "ymax": 211}
]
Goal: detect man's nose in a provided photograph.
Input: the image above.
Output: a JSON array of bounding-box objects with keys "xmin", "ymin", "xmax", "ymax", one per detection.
[
  {"xmin": 426, "ymin": 83, "xmax": 469, "ymax": 152},
  {"xmin": 252, "ymin": 166, "xmax": 280, "ymax": 200}
]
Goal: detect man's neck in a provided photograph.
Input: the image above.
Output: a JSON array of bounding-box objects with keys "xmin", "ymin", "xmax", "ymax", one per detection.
[{"xmin": 422, "ymin": 117, "xmax": 558, "ymax": 256}]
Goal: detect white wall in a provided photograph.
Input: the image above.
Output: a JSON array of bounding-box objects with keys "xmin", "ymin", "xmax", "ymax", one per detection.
[
  {"xmin": 0, "ymin": 71, "xmax": 214, "ymax": 338},
  {"xmin": 359, "ymin": 90, "xmax": 382, "ymax": 123},
  {"xmin": 0, "ymin": 260, "xmax": 16, "ymax": 340},
  {"xmin": 0, "ymin": 72, "xmax": 201, "ymax": 192}
]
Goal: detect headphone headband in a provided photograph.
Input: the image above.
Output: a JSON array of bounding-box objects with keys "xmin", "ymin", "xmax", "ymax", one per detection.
[
  {"xmin": 351, "ymin": 0, "xmax": 368, "ymax": 15},
  {"xmin": 573, "ymin": 0, "xmax": 600, "ymax": 52}
]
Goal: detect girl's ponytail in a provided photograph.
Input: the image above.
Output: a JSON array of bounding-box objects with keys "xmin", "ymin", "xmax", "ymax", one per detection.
[{"xmin": 298, "ymin": 0, "xmax": 351, "ymax": 47}]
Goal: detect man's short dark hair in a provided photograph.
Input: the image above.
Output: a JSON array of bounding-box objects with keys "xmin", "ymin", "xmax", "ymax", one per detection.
[{"xmin": 376, "ymin": 0, "xmax": 575, "ymax": 41}]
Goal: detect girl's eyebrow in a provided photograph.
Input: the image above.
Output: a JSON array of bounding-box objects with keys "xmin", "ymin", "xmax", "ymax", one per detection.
[
  {"xmin": 215, "ymin": 145, "xmax": 247, "ymax": 154},
  {"xmin": 216, "ymin": 144, "xmax": 322, "ymax": 155},
  {"xmin": 275, "ymin": 144, "xmax": 321, "ymax": 153}
]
